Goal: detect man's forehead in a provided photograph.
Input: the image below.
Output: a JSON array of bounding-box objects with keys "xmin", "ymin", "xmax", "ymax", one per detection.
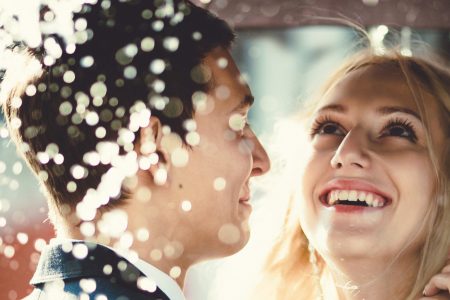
[{"xmin": 204, "ymin": 48, "xmax": 251, "ymax": 94}]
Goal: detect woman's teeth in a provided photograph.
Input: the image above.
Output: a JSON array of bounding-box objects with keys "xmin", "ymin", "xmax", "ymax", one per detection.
[{"xmin": 327, "ymin": 190, "xmax": 386, "ymax": 207}]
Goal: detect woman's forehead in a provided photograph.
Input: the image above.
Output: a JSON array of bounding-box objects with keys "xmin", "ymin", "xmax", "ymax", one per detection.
[{"xmin": 319, "ymin": 65, "xmax": 417, "ymax": 109}]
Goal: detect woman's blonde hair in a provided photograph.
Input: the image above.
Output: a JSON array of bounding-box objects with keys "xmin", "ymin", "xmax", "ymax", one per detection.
[{"xmin": 257, "ymin": 49, "xmax": 450, "ymax": 300}]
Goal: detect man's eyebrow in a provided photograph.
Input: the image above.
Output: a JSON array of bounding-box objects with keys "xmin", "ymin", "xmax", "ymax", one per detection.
[
  {"xmin": 232, "ymin": 94, "xmax": 254, "ymax": 112},
  {"xmin": 317, "ymin": 104, "xmax": 422, "ymax": 122}
]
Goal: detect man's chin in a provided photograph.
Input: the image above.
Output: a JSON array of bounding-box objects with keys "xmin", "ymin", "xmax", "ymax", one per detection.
[
  {"xmin": 222, "ymin": 238, "xmax": 249, "ymax": 258},
  {"xmin": 221, "ymin": 226, "xmax": 250, "ymax": 256}
]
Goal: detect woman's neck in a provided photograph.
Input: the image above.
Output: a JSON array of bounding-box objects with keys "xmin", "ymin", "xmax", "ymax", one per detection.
[{"xmin": 321, "ymin": 255, "xmax": 419, "ymax": 300}]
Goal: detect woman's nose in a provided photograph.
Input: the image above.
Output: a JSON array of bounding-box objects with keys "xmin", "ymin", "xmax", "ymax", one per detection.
[{"xmin": 330, "ymin": 128, "xmax": 370, "ymax": 170}]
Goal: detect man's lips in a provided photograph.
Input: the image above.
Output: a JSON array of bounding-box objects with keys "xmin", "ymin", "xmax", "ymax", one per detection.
[
  {"xmin": 239, "ymin": 188, "xmax": 252, "ymax": 213},
  {"xmin": 318, "ymin": 179, "xmax": 392, "ymax": 208},
  {"xmin": 239, "ymin": 184, "xmax": 251, "ymax": 203},
  {"xmin": 239, "ymin": 193, "xmax": 250, "ymax": 203}
]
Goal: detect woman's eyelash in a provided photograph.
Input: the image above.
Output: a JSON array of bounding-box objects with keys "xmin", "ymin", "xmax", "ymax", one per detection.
[
  {"xmin": 310, "ymin": 115, "xmax": 418, "ymax": 143},
  {"xmin": 309, "ymin": 115, "xmax": 340, "ymax": 137},
  {"xmin": 381, "ymin": 118, "xmax": 418, "ymax": 142}
]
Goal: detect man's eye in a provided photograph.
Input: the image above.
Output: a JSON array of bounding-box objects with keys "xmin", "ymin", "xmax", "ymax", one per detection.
[{"xmin": 229, "ymin": 113, "xmax": 247, "ymax": 133}]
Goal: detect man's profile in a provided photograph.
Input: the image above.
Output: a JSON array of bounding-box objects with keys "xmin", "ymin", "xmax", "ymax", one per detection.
[{"xmin": 0, "ymin": 1, "xmax": 270, "ymax": 299}]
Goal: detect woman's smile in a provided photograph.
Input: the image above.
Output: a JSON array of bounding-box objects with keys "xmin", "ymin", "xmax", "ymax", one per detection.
[{"xmin": 318, "ymin": 178, "xmax": 392, "ymax": 210}]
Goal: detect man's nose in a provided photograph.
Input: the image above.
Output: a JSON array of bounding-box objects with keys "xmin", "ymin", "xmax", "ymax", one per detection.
[
  {"xmin": 250, "ymin": 135, "xmax": 271, "ymax": 177},
  {"xmin": 330, "ymin": 128, "xmax": 370, "ymax": 170}
]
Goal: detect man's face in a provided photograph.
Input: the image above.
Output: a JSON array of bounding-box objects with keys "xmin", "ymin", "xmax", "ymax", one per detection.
[{"xmin": 168, "ymin": 47, "xmax": 270, "ymax": 258}]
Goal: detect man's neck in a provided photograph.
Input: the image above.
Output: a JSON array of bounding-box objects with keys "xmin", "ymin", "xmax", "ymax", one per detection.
[
  {"xmin": 131, "ymin": 237, "xmax": 191, "ymax": 288},
  {"xmin": 321, "ymin": 255, "xmax": 419, "ymax": 300},
  {"xmin": 122, "ymin": 189, "xmax": 200, "ymax": 289},
  {"xmin": 59, "ymin": 205, "xmax": 195, "ymax": 289}
]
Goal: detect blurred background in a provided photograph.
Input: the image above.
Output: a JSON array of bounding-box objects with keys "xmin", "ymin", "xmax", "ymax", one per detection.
[{"xmin": 1, "ymin": 0, "xmax": 450, "ymax": 299}]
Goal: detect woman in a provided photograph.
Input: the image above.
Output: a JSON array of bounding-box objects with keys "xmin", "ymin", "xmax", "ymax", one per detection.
[{"xmin": 257, "ymin": 49, "xmax": 450, "ymax": 299}]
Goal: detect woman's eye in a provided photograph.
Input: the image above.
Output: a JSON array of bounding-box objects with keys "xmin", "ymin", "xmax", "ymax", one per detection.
[
  {"xmin": 312, "ymin": 122, "xmax": 345, "ymax": 136},
  {"xmin": 380, "ymin": 121, "xmax": 417, "ymax": 142},
  {"xmin": 385, "ymin": 126, "xmax": 410, "ymax": 137}
]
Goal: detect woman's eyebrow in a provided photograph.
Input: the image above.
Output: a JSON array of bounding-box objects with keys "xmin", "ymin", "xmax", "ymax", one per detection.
[
  {"xmin": 376, "ymin": 106, "xmax": 422, "ymax": 122},
  {"xmin": 317, "ymin": 104, "xmax": 346, "ymax": 114},
  {"xmin": 316, "ymin": 104, "xmax": 422, "ymax": 122}
]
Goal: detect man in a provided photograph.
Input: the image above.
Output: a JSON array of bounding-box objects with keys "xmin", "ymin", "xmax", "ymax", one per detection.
[{"xmin": 0, "ymin": 0, "xmax": 269, "ymax": 299}]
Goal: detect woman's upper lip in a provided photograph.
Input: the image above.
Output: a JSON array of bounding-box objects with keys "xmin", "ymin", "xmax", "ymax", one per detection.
[{"xmin": 319, "ymin": 178, "xmax": 392, "ymax": 201}]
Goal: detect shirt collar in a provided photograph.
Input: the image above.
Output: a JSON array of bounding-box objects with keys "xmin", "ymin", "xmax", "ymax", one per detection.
[
  {"xmin": 134, "ymin": 258, "xmax": 186, "ymax": 300},
  {"xmin": 55, "ymin": 239, "xmax": 185, "ymax": 300}
]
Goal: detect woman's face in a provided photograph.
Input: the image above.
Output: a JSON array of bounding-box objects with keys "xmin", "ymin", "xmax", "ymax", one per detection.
[{"xmin": 299, "ymin": 64, "xmax": 445, "ymax": 263}]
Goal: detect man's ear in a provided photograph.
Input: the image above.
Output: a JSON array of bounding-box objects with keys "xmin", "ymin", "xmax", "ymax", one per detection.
[{"xmin": 138, "ymin": 116, "xmax": 170, "ymax": 186}]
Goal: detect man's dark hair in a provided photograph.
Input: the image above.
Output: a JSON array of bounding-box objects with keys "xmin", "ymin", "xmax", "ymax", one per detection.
[{"xmin": 1, "ymin": 0, "xmax": 234, "ymax": 214}]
